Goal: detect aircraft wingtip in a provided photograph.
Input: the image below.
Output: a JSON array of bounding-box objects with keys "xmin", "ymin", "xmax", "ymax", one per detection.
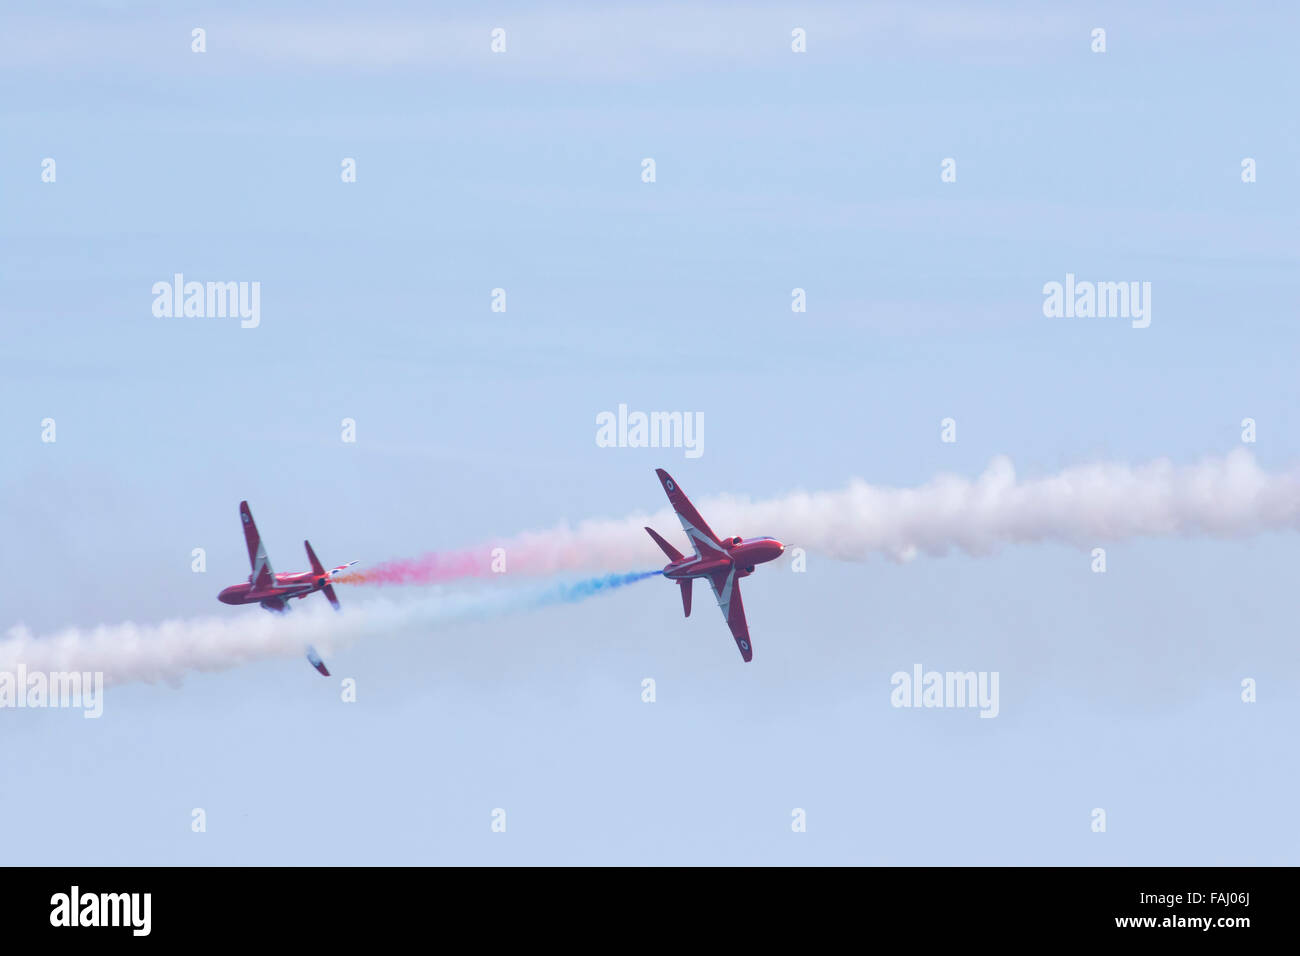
[{"xmin": 306, "ymin": 645, "xmax": 330, "ymax": 676}]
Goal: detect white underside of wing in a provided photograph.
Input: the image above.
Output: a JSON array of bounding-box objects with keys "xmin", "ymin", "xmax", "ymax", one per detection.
[
  {"xmin": 675, "ymin": 513, "xmax": 728, "ymax": 560},
  {"xmin": 707, "ymin": 566, "xmax": 737, "ymax": 622},
  {"xmin": 251, "ymin": 541, "xmax": 279, "ymax": 588}
]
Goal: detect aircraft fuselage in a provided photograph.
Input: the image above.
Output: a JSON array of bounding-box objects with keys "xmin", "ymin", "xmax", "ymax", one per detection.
[
  {"xmin": 218, "ymin": 570, "xmax": 331, "ymax": 607},
  {"xmin": 661, "ymin": 536, "xmax": 785, "ymax": 579}
]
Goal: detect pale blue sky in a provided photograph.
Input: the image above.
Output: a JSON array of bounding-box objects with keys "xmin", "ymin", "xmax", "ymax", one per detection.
[{"xmin": 1, "ymin": 1, "xmax": 1298, "ymax": 864}]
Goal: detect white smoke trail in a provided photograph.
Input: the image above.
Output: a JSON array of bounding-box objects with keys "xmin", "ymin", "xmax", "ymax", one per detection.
[
  {"xmin": 0, "ymin": 593, "xmax": 464, "ymax": 687},
  {"xmin": 6, "ymin": 450, "xmax": 1297, "ymax": 687},
  {"xmin": 0, "ymin": 573, "xmax": 658, "ymax": 687},
  {"xmin": 494, "ymin": 448, "xmax": 1300, "ymax": 572}
]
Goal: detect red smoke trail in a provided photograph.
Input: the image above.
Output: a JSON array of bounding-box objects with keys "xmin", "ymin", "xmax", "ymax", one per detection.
[
  {"xmin": 332, "ymin": 549, "xmax": 496, "ymax": 585},
  {"xmin": 333, "ymin": 450, "xmax": 1300, "ymax": 585},
  {"xmin": 333, "ymin": 524, "xmax": 669, "ymax": 586}
]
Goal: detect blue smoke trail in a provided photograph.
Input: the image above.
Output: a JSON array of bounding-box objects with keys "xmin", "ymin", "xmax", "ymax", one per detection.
[
  {"xmin": 531, "ymin": 569, "xmax": 663, "ymax": 608},
  {"xmin": 417, "ymin": 568, "xmax": 666, "ymax": 628},
  {"xmin": 410, "ymin": 568, "xmax": 663, "ymax": 627}
]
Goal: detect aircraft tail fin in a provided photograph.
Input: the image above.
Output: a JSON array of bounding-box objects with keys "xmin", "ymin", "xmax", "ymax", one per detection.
[
  {"xmin": 645, "ymin": 526, "xmax": 684, "ymax": 562},
  {"xmin": 303, "ymin": 543, "xmax": 336, "ymax": 674},
  {"xmin": 305, "ymin": 539, "xmax": 326, "ymax": 575},
  {"xmin": 678, "ymin": 578, "xmax": 692, "ymax": 617},
  {"xmin": 305, "ymin": 540, "xmax": 341, "ymax": 610}
]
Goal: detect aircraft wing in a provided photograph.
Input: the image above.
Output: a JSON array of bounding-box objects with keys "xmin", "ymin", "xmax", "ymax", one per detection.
[
  {"xmin": 707, "ymin": 566, "xmax": 752, "ymax": 662},
  {"xmin": 655, "ymin": 469, "xmax": 729, "ymax": 560},
  {"xmin": 240, "ymin": 501, "xmax": 275, "ymax": 590}
]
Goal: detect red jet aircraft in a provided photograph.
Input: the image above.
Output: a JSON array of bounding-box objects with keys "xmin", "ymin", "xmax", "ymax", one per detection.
[
  {"xmin": 217, "ymin": 501, "xmax": 357, "ymax": 676},
  {"xmin": 644, "ymin": 469, "xmax": 784, "ymax": 662}
]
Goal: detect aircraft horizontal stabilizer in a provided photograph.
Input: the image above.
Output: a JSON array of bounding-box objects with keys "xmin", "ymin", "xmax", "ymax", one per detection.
[{"xmin": 645, "ymin": 526, "xmax": 684, "ymax": 562}]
